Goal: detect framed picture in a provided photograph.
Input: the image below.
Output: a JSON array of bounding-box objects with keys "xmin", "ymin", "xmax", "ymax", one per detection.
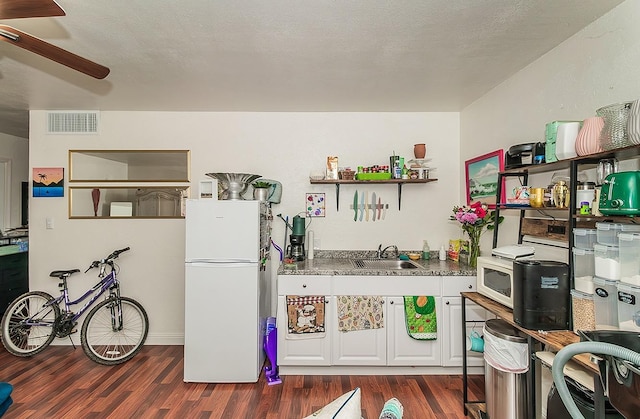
[
  {"xmin": 306, "ymin": 193, "xmax": 326, "ymax": 217},
  {"xmin": 33, "ymin": 167, "xmax": 64, "ymax": 197},
  {"xmin": 465, "ymin": 150, "xmax": 504, "ymax": 208}
]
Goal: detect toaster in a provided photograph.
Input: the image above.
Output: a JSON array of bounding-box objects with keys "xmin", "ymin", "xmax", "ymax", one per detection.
[{"xmin": 599, "ymin": 171, "xmax": 640, "ymax": 216}]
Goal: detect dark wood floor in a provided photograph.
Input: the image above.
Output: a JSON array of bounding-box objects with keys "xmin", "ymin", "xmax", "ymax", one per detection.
[{"xmin": 1, "ymin": 345, "xmax": 485, "ymax": 418}]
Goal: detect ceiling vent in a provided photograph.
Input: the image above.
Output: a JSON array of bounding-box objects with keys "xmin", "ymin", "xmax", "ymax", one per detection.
[{"xmin": 47, "ymin": 111, "xmax": 99, "ymax": 134}]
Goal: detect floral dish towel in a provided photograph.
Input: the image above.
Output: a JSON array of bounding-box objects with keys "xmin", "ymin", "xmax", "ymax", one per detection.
[{"xmin": 337, "ymin": 296, "xmax": 384, "ymax": 332}]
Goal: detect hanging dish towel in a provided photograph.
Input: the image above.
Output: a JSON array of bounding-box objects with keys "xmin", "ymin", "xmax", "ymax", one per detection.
[
  {"xmin": 286, "ymin": 295, "xmax": 326, "ymax": 339},
  {"xmin": 337, "ymin": 296, "xmax": 384, "ymax": 332},
  {"xmin": 404, "ymin": 296, "xmax": 437, "ymax": 340}
]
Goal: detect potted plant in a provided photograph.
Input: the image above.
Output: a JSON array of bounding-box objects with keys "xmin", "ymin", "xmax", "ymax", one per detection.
[{"xmin": 252, "ymin": 181, "xmax": 272, "ymax": 201}]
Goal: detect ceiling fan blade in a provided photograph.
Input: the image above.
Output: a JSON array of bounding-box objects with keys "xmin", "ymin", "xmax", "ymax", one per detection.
[
  {"xmin": 0, "ymin": 24, "xmax": 109, "ymax": 79},
  {"xmin": 0, "ymin": 0, "xmax": 65, "ymax": 19}
]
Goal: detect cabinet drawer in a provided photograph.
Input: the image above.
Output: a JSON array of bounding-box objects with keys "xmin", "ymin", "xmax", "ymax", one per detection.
[
  {"xmin": 442, "ymin": 276, "xmax": 476, "ymax": 296},
  {"xmin": 278, "ymin": 275, "xmax": 331, "ymax": 295}
]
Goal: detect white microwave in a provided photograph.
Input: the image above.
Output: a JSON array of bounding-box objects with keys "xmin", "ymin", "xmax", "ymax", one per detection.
[{"xmin": 476, "ymin": 256, "xmax": 516, "ymax": 308}]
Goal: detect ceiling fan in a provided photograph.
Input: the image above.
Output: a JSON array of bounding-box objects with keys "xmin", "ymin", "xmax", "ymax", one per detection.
[{"xmin": 0, "ymin": 0, "xmax": 109, "ymax": 79}]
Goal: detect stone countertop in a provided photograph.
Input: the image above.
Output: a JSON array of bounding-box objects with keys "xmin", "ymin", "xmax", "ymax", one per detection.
[{"xmin": 277, "ymin": 250, "xmax": 476, "ymax": 276}]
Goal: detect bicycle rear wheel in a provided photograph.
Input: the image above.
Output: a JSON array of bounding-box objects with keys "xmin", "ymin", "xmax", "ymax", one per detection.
[
  {"xmin": 1, "ymin": 291, "xmax": 60, "ymax": 356},
  {"xmin": 80, "ymin": 296, "xmax": 149, "ymax": 365}
]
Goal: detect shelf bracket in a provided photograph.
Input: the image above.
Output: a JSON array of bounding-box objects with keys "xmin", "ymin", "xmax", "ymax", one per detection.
[
  {"xmin": 335, "ymin": 183, "xmax": 340, "ymax": 211},
  {"xmin": 397, "ymin": 183, "xmax": 403, "ymax": 210}
]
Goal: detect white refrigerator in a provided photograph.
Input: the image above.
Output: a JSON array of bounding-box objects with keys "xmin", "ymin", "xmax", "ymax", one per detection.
[{"xmin": 183, "ymin": 199, "xmax": 270, "ymax": 383}]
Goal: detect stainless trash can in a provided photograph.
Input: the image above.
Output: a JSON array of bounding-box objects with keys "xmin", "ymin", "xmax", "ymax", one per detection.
[{"xmin": 484, "ymin": 319, "xmax": 529, "ymax": 419}]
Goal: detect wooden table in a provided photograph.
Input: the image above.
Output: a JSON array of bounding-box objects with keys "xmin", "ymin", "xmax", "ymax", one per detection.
[{"xmin": 460, "ymin": 291, "xmax": 605, "ymax": 418}]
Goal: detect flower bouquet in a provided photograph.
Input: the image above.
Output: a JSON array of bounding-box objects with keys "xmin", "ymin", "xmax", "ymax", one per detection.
[{"xmin": 450, "ymin": 202, "xmax": 503, "ymax": 267}]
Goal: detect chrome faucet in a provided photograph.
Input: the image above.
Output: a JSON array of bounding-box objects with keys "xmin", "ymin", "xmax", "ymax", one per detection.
[{"xmin": 377, "ymin": 244, "xmax": 399, "ymax": 259}]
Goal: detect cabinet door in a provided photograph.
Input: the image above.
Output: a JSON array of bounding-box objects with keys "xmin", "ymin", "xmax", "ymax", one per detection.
[
  {"xmin": 330, "ymin": 296, "xmax": 386, "ymax": 366},
  {"xmin": 386, "ymin": 296, "xmax": 442, "ymax": 366},
  {"xmin": 441, "ymin": 297, "xmax": 486, "ymax": 367},
  {"xmin": 276, "ymin": 296, "xmax": 332, "ymax": 366}
]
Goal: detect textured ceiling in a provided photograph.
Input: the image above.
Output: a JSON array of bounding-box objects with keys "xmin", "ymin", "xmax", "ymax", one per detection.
[{"xmin": 0, "ymin": 0, "xmax": 625, "ymax": 138}]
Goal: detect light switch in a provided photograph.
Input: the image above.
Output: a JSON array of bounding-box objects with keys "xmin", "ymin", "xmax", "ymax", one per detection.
[{"xmin": 46, "ymin": 217, "xmax": 54, "ymax": 229}]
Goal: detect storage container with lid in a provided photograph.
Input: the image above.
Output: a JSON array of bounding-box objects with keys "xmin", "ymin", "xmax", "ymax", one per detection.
[
  {"xmin": 571, "ymin": 289, "xmax": 595, "ymax": 333},
  {"xmin": 572, "ymin": 248, "xmax": 595, "ymax": 294},
  {"xmin": 596, "ymin": 222, "xmax": 640, "ymax": 245},
  {"xmin": 616, "ymin": 282, "xmax": 640, "ymax": 332},
  {"xmin": 594, "ymin": 244, "xmax": 620, "ymax": 280},
  {"xmin": 593, "ymin": 277, "xmax": 619, "ymax": 330},
  {"xmin": 619, "ymin": 232, "xmax": 640, "ymax": 286},
  {"xmin": 573, "ymin": 228, "xmax": 597, "ymax": 250}
]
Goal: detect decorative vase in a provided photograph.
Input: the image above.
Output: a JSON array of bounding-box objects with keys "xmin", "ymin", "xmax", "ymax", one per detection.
[
  {"xmin": 597, "ymin": 102, "xmax": 633, "ymax": 151},
  {"xmin": 575, "ymin": 116, "xmax": 604, "ymax": 156},
  {"xmin": 627, "ymin": 99, "xmax": 640, "ymax": 145},
  {"xmin": 468, "ymin": 235, "xmax": 480, "ymax": 268},
  {"xmin": 413, "ymin": 143, "xmax": 426, "ymax": 159},
  {"xmin": 91, "ymin": 188, "xmax": 100, "ymax": 216}
]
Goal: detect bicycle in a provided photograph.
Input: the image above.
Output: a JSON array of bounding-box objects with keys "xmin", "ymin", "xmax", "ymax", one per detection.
[{"xmin": 1, "ymin": 247, "xmax": 149, "ymax": 365}]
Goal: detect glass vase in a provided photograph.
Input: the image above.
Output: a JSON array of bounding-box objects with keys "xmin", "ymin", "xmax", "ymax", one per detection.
[{"xmin": 468, "ymin": 237, "xmax": 480, "ymax": 268}]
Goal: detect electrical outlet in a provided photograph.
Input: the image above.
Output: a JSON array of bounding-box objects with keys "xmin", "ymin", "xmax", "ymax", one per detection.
[
  {"xmin": 46, "ymin": 217, "xmax": 54, "ymax": 229},
  {"xmin": 314, "ymin": 238, "xmax": 321, "ymax": 250}
]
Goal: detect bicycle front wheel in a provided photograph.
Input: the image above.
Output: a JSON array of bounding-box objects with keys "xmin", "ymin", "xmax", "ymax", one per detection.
[
  {"xmin": 80, "ymin": 296, "xmax": 149, "ymax": 365},
  {"xmin": 1, "ymin": 291, "xmax": 60, "ymax": 357}
]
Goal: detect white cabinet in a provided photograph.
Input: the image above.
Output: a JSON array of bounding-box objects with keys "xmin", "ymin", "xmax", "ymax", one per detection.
[
  {"xmin": 386, "ymin": 296, "xmax": 442, "ymax": 366},
  {"xmin": 277, "ymin": 273, "xmax": 480, "ymax": 370},
  {"xmin": 440, "ymin": 276, "xmax": 487, "ymax": 367},
  {"xmin": 331, "ymin": 295, "xmax": 387, "ymax": 365},
  {"xmin": 277, "ymin": 275, "xmax": 332, "ymax": 366}
]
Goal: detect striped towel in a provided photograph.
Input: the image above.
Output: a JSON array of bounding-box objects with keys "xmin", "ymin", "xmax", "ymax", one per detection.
[
  {"xmin": 404, "ymin": 296, "xmax": 437, "ymax": 340},
  {"xmin": 337, "ymin": 296, "xmax": 384, "ymax": 332},
  {"xmin": 286, "ymin": 295, "xmax": 326, "ymax": 339}
]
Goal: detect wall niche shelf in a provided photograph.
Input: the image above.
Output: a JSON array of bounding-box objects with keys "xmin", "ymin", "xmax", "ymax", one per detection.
[{"xmin": 309, "ymin": 178, "xmax": 438, "ymax": 210}]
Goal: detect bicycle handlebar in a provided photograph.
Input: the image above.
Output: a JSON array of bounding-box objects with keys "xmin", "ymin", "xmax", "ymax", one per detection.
[{"xmin": 84, "ymin": 247, "xmax": 130, "ymax": 273}]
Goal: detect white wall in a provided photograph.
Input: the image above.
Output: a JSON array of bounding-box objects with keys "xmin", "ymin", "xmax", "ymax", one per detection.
[
  {"xmin": 28, "ymin": 111, "xmax": 461, "ymax": 344},
  {"xmin": 0, "ymin": 132, "xmax": 28, "ymax": 232},
  {"xmin": 460, "ymin": 0, "xmax": 640, "ymax": 249}
]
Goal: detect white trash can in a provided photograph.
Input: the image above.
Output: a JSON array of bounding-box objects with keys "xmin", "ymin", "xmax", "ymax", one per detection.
[{"xmin": 484, "ymin": 319, "xmax": 530, "ymax": 419}]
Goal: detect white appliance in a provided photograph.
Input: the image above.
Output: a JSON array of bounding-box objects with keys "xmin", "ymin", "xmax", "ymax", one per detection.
[
  {"xmin": 477, "ymin": 239, "xmax": 568, "ymax": 308},
  {"xmin": 184, "ymin": 199, "xmax": 270, "ymax": 383}
]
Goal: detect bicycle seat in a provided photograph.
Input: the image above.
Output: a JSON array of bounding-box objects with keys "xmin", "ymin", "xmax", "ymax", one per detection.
[{"xmin": 49, "ymin": 269, "xmax": 80, "ymax": 279}]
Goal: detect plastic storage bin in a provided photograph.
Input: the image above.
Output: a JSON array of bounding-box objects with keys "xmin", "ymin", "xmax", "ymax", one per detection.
[
  {"xmin": 616, "ymin": 282, "xmax": 640, "ymax": 332},
  {"xmin": 571, "ymin": 289, "xmax": 595, "ymax": 333},
  {"xmin": 594, "ymin": 244, "xmax": 620, "ymax": 280},
  {"xmin": 573, "ymin": 228, "xmax": 597, "ymax": 250},
  {"xmin": 596, "ymin": 222, "xmax": 640, "ymax": 245},
  {"xmin": 596, "ymin": 223, "xmax": 623, "ymax": 245},
  {"xmin": 593, "ymin": 277, "xmax": 619, "ymax": 330},
  {"xmin": 572, "ymin": 248, "xmax": 595, "ymax": 294},
  {"xmin": 619, "ymin": 233, "xmax": 640, "ymax": 286}
]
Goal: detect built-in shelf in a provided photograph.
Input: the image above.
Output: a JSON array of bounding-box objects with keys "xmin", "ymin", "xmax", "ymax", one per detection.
[{"xmin": 309, "ymin": 178, "xmax": 438, "ymax": 210}]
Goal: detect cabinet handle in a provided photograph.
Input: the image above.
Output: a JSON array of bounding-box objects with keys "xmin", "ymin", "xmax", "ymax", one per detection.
[
  {"xmin": 390, "ymin": 300, "xmax": 394, "ymax": 304},
  {"xmin": 302, "ymin": 284, "xmax": 307, "ymax": 288},
  {"xmin": 445, "ymin": 301, "xmax": 450, "ymax": 305},
  {"xmin": 468, "ymin": 284, "xmax": 473, "ymax": 289}
]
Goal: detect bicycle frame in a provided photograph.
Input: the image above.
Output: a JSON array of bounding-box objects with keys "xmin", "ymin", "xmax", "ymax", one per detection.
[
  {"xmin": 23, "ymin": 264, "xmax": 122, "ymax": 331},
  {"xmin": 50, "ymin": 268, "xmax": 120, "ymax": 324}
]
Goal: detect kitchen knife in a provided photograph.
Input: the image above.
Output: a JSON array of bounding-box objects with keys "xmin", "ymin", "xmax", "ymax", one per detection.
[
  {"xmin": 353, "ymin": 190, "xmax": 358, "ymax": 222},
  {"xmin": 365, "ymin": 191, "xmax": 369, "ymax": 221},
  {"xmin": 371, "ymin": 192, "xmax": 376, "ymax": 222},
  {"xmin": 378, "ymin": 197, "xmax": 381, "ymax": 220},
  {"xmin": 359, "ymin": 192, "xmax": 364, "ymax": 222}
]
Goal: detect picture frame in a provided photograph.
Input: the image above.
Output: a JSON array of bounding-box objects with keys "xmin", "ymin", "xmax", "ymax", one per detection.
[
  {"xmin": 33, "ymin": 167, "xmax": 64, "ymax": 198},
  {"xmin": 465, "ymin": 150, "xmax": 504, "ymax": 208}
]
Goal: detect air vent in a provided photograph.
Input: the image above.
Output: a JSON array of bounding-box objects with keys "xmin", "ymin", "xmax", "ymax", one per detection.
[{"xmin": 47, "ymin": 111, "xmax": 99, "ymax": 134}]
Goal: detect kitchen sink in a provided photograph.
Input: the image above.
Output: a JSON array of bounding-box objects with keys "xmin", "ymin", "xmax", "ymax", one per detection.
[{"xmin": 351, "ymin": 259, "xmax": 420, "ymax": 270}]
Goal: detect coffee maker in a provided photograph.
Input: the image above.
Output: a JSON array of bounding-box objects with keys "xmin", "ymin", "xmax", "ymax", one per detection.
[{"xmin": 288, "ymin": 215, "xmax": 306, "ymax": 261}]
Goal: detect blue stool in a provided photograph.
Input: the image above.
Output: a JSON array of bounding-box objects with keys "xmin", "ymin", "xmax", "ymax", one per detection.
[{"xmin": 0, "ymin": 382, "xmax": 13, "ymax": 417}]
